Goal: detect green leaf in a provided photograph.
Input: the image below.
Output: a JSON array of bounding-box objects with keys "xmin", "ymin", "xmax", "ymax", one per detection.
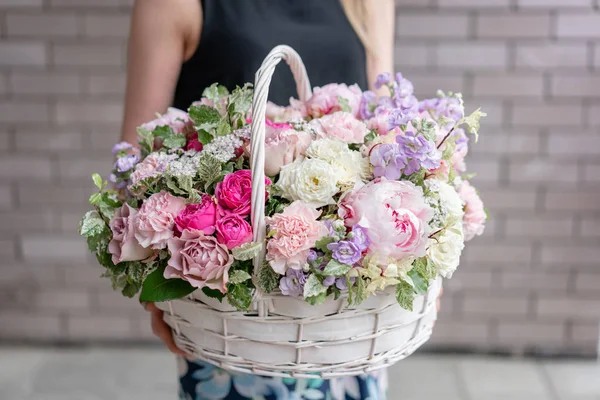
[
  {"xmin": 197, "ymin": 129, "xmax": 212, "ymax": 145},
  {"xmin": 202, "ymin": 287, "xmax": 225, "ymax": 302},
  {"xmin": 215, "ymin": 119, "xmax": 232, "ymax": 137},
  {"xmin": 306, "ymin": 291, "xmax": 328, "ymax": 306},
  {"xmin": 364, "ymin": 130, "xmax": 377, "ymax": 144},
  {"xmin": 139, "ymin": 265, "xmax": 196, "ymax": 302},
  {"xmin": 322, "ymin": 259, "xmax": 352, "ymax": 277},
  {"xmin": 152, "ymin": 125, "xmax": 174, "ymax": 140},
  {"xmin": 257, "ymin": 262, "xmax": 279, "ymax": 293},
  {"xmin": 227, "ymin": 283, "xmax": 253, "ymax": 311},
  {"xmin": 202, "ymin": 83, "xmax": 229, "ymax": 104},
  {"xmin": 337, "ymin": 96, "xmax": 351, "ymax": 113},
  {"xmin": 122, "ymin": 281, "xmax": 141, "ymax": 298},
  {"xmin": 162, "ymin": 133, "xmax": 186, "ymax": 149},
  {"xmin": 89, "ymin": 192, "xmax": 102, "ymax": 205},
  {"xmin": 165, "ymin": 176, "xmax": 186, "ymax": 195},
  {"xmin": 396, "ymin": 280, "xmax": 415, "ymax": 311},
  {"xmin": 136, "ymin": 127, "xmax": 154, "ymax": 154},
  {"xmin": 412, "ymin": 257, "xmax": 436, "ymax": 281},
  {"xmin": 197, "ymin": 153, "xmax": 222, "ymax": 185},
  {"xmin": 408, "ymin": 269, "xmax": 429, "ymax": 295},
  {"xmin": 315, "ymin": 236, "xmax": 335, "ymax": 253},
  {"xmin": 79, "ymin": 211, "xmax": 106, "ymax": 237},
  {"xmin": 231, "ymin": 242, "xmax": 262, "ymax": 261},
  {"xmin": 189, "ymin": 104, "xmax": 222, "ymax": 131},
  {"xmin": 461, "ymin": 107, "xmax": 487, "ymax": 142},
  {"xmin": 303, "ymin": 274, "xmax": 327, "ymax": 299},
  {"xmin": 176, "ymin": 175, "xmax": 194, "ymax": 193},
  {"xmin": 348, "ymin": 276, "xmax": 367, "ymax": 306},
  {"xmin": 229, "ymin": 270, "xmax": 252, "ymax": 285},
  {"xmin": 92, "ymin": 173, "xmax": 103, "ymax": 190}
]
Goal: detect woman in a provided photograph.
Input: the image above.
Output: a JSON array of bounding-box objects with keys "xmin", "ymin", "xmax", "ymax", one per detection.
[{"xmin": 121, "ymin": 1, "xmax": 397, "ymax": 398}]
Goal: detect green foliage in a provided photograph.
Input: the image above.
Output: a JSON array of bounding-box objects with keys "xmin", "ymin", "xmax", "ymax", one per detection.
[
  {"xmin": 461, "ymin": 108, "xmax": 486, "ymax": 141},
  {"xmin": 152, "ymin": 125, "xmax": 174, "ymax": 140},
  {"xmin": 162, "ymin": 133, "xmax": 186, "ymax": 149},
  {"xmin": 122, "ymin": 281, "xmax": 141, "ymax": 298},
  {"xmin": 229, "ymin": 270, "xmax": 252, "ymax": 285},
  {"xmin": 322, "ymin": 259, "xmax": 352, "ymax": 277},
  {"xmin": 315, "ymin": 236, "xmax": 335, "ymax": 253},
  {"xmin": 412, "ymin": 257, "xmax": 436, "ymax": 281},
  {"xmin": 197, "ymin": 130, "xmax": 212, "ymax": 145},
  {"xmin": 265, "ymin": 196, "xmax": 285, "ymax": 217},
  {"xmin": 306, "ymin": 292, "xmax": 328, "ymax": 306},
  {"xmin": 396, "ymin": 280, "xmax": 415, "ymax": 311},
  {"xmin": 79, "ymin": 210, "xmax": 106, "ymax": 238},
  {"xmin": 202, "ymin": 83, "xmax": 229, "ymax": 105},
  {"xmin": 257, "ymin": 262, "xmax": 279, "ymax": 293},
  {"xmin": 337, "ymin": 96, "xmax": 351, "ymax": 113},
  {"xmin": 202, "ymin": 287, "xmax": 225, "ymax": 302},
  {"xmin": 189, "ymin": 104, "xmax": 222, "ymax": 132},
  {"xmin": 227, "ymin": 84, "xmax": 253, "ymax": 129},
  {"xmin": 216, "ymin": 119, "xmax": 232, "ymax": 137},
  {"xmin": 139, "ymin": 265, "xmax": 196, "ymax": 302},
  {"xmin": 165, "ymin": 176, "xmax": 187, "ymax": 195},
  {"xmin": 231, "ymin": 241, "xmax": 262, "ymax": 261},
  {"xmin": 137, "ymin": 127, "xmax": 154, "ymax": 155},
  {"xmin": 348, "ymin": 276, "xmax": 367, "ymax": 306},
  {"xmin": 227, "ymin": 283, "xmax": 253, "ymax": 311},
  {"xmin": 364, "ymin": 130, "xmax": 378, "ymax": 144},
  {"xmin": 303, "ymin": 274, "xmax": 327, "ymax": 299},
  {"xmin": 408, "ymin": 169, "xmax": 426, "ymax": 188},
  {"xmin": 196, "ymin": 153, "xmax": 222, "ymax": 189},
  {"xmin": 408, "ymin": 269, "xmax": 429, "ymax": 295},
  {"xmin": 92, "ymin": 173, "xmax": 104, "ymax": 190}
]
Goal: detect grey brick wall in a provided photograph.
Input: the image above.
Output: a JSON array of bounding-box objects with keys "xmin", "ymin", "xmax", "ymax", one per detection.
[{"xmin": 0, "ymin": 0, "xmax": 598, "ymax": 356}]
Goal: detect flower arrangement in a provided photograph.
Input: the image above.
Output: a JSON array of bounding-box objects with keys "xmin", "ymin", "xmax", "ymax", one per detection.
[{"xmin": 79, "ymin": 74, "xmax": 487, "ymax": 311}]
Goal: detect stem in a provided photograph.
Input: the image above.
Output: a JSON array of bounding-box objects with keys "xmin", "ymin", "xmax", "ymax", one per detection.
[
  {"xmin": 428, "ymin": 228, "xmax": 443, "ymax": 239},
  {"xmin": 436, "ymin": 126, "xmax": 456, "ymax": 149}
]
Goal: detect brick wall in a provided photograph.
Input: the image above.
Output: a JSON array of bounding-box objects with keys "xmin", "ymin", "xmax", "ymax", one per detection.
[{"xmin": 0, "ymin": 0, "xmax": 598, "ymax": 356}]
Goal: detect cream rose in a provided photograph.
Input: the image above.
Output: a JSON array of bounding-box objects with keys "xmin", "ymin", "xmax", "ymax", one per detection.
[
  {"xmin": 427, "ymin": 225, "xmax": 464, "ymax": 279},
  {"xmin": 276, "ymin": 158, "xmax": 339, "ymax": 208}
]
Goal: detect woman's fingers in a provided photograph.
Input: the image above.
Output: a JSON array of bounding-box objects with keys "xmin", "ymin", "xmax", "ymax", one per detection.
[{"xmin": 146, "ymin": 303, "xmax": 191, "ymax": 357}]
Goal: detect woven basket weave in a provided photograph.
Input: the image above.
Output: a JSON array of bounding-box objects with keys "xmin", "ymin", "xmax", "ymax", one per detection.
[{"xmin": 156, "ymin": 45, "xmax": 441, "ymax": 379}]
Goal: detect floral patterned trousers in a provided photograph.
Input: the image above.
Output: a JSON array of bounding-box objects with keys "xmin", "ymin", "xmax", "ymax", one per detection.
[{"xmin": 178, "ymin": 358, "xmax": 388, "ymax": 400}]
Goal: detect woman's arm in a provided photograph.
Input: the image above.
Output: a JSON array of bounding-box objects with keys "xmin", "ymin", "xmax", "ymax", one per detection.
[
  {"xmin": 120, "ymin": 0, "xmax": 201, "ymax": 144},
  {"xmin": 365, "ymin": 0, "xmax": 395, "ymax": 90}
]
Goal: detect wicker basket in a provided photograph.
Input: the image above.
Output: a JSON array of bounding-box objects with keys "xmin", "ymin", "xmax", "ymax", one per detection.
[{"xmin": 156, "ymin": 45, "xmax": 442, "ymax": 379}]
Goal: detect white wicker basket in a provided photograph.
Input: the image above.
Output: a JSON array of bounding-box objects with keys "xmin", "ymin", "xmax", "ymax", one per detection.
[{"xmin": 156, "ymin": 45, "xmax": 441, "ymax": 379}]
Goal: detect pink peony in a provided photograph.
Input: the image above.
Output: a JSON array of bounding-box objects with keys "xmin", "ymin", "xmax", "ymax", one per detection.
[
  {"xmin": 264, "ymin": 121, "xmax": 312, "ymax": 176},
  {"xmin": 339, "ymin": 178, "xmax": 433, "ymax": 260},
  {"xmin": 141, "ymin": 107, "xmax": 192, "ymax": 135},
  {"xmin": 175, "ymin": 195, "xmax": 217, "ymax": 235},
  {"xmin": 266, "ymin": 101, "xmax": 305, "ymax": 122},
  {"xmin": 367, "ymin": 109, "xmax": 392, "ymax": 136},
  {"xmin": 165, "ymin": 229, "xmax": 233, "ymax": 293},
  {"xmin": 265, "ymin": 200, "xmax": 328, "ymax": 274},
  {"xmin": 305, "ymin": 83, "xmax": 362, "ymax": 118},
  {"xmin": 130, "ymin": 152, "xmax": 177, "ymax": 186},
  {"xmin": 458, "ymin": 180, "xmax": 486, "ymax": 242},
  {"xmin": 216, "ymin": 214, "xmax": 253, "ymax": 249},
  {"xmin": 215, "ymin": 170, "xmax": 270, "ymax": 217},
  {"xmin": 133, "ymin": 191, "xmax": 186, "ymax": 249},
  {"xmin": 310, "ymin": 112, "xmax": 368, "ymax": 144},
  {"xmin": 108, "ymin": 203, "xmax": 153, "ymax": 265}
]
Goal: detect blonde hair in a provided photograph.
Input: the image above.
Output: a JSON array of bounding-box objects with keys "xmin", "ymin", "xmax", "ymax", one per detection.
[{"xmin": 340, "ymin": 0, "xmax": 374, "ymax": 54}]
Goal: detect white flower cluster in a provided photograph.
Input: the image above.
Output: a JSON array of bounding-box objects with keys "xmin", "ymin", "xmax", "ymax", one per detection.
[
  {"xmin": 305, "ymin": 138, "xmax": 370, "ymax": 187},
  {"xmin": 166, "ymin": 152, "xmax": 201, "ymax": 177},
  {"xmin": 202, "ymin": 134, "xmax": 243, "ymax": 163}
]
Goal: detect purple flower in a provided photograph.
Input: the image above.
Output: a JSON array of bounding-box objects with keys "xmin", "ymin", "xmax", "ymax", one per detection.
[
  {"xmin": 307, "ymin": 250, "xmax": 318, "ymax": 263},
  {"xmin": 323, "ymin": 276, "xmax": 336, "ymax": 287},
  {"xmin": 387, "ymin": 108, "xmax": 414, "ymax": 131},
  {"xmin": 335, "ymin": 276, "xmax": 355, "ymax": 291},
  {"xmin": 374, "ymin": 72, "xmax": 392, "ymax": 89},
  {"xmin": 279, "ymin": 269, "xmax": 307, "ymax": 297},
  {"xmin": 370, "ymin": 143, "xmax": 406, "ymax": 180},
  {"xmin": 327, "ymin": 240, "xmax": 362, "ymax": 265},
  {"xmin": 112, "ymin": 141, "xmax": 133, "ymax": 155},
  {"xmin": 114, "ymin": 154, "xmax": 139, "ymax": 173},
  {"xmin": 454, "ymin": 128, "xmax": 469, "ymax": 152},
  {"xmin": 395, "ymin": 76, "xmax": 414, "ymax": 98},
  {"xmin": 349, "ymin": 225, "xmax": 370, "ymax": 251},
  {"xmin": 396, "ymin": 131, "xmax": 442, "ymax": 174},
  {"xmin": 360, "ymin": 91, "xmax": 377, "ymax": 119},
  {"xmin": 397, "ymin": 95, "xmax": 419, "ymax": 114}
]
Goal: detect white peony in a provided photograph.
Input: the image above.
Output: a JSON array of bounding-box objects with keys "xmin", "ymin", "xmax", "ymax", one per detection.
[
  {"xmin": 276, "ymin": 158, "xmax": 339, "ymax": 207},
  {"xmin": 427, "ymin": 225, "xmax": 464, "ymax": 278},
  {"xmin": 305, "ymin": 138, "xmax": 349, "ymax": 162}
]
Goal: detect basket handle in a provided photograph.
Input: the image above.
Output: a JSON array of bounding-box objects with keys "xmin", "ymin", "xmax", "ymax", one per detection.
[{"xmin": 249, "ymin": 45, "xmax": 312, "ymax": 289}]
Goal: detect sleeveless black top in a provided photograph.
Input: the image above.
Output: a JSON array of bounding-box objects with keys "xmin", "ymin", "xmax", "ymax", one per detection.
[{"xmin": 173, "ymin": 0, "xmax": 368, "ymax": 109}]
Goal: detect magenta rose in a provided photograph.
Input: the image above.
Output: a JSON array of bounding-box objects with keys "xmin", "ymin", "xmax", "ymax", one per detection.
[
  {"xmin": 108, "ymin": 203, "xmax": 153, "ymax": 264},
  {"xmin": 216, "ymin": 214, "xmax": 253, "ymax": 249},
  {"xmin": 186, "ymin": 136, "xmax": 203, "ymax": 152},
  {"xmin": 133, "ymin": 191, "xmax": 186, "ymax": 249},
  {"xmin": 165, "ymin": 229, "xmax": 233, "ymax": 293},
  {"xmin": 175, "ymin": 195, "xmax": 217, "ymax": 235},
  {"xmin": 215, "ymin": 170, "xmax": 271, "ymax": 217}
]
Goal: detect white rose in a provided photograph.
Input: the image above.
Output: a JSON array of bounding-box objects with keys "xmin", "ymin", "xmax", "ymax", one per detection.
[
  {"xmin": 305, "ymin": 138, "xmax": 350, "ymax": 162},
  {"xmin": 330, "ymin": 152, "xmax": 364, "ymax": 187},
  {"xmin": 276, "ymin": 158, "xmax": 339, "ymax": 207},
  {"xmin": 427, "ymin": 225, "xmax": 464, "ymax": 279},
  {"xmin": 437, "ymin": 181, "xmax": 464, "ymax": 218}
]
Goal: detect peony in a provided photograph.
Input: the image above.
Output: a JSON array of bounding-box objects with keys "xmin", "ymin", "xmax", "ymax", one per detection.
[
  {"xmin": 108, "ymin": 203, "xmax": 153, "ymax": 264},
  {"xmin": 310, "ymin": 112, "xmax": 369, "ymax": 144},
  {"xmin": 130, "ymin": 152, "xmax": 177, "ymax": 186},
  {"xmin": 165, "ymin": 229, "xmax": 233, "ymax": 292},
  {"xmin": 266, "ymin": 201, "xmax": 328, "ymax": 274},
  {"xmin": 141, "ymin": 107, "xmax": 192, "ymax": 135},
  {"xmin": 264, "ymin": 121, "xmax": 312, "ymax": 176},
  {"xmin": 266, "ymin": 101, "xmax": 305, "ymax": 122},
  {"xmin": 175, "ymin": 195, "xmax": 217, "ymax": 235},
  {"xmin": 427, "ymin": 226, "xmax": 464, "ymax": 279},
  {"xmin": 338, "ymin": 178, "xmax": 433, "ymax": 260},
  {"xmin": 276, "ymin": 158, "xmax": 339, "ymax": 207},
  {"xmin": 133, "ymin": 191, "xmax": 186, "ymax": 249},
  {"xmin": 216, "ymin": 214, "xmax": 253, "ymax": 249},
  {"xmin": 458, "ymin": 180, "xmax": 486, "ymax": 241},
  {"xmin": 305, "ymin": 83, "xmax": 362, "ymax": 118},
  {"xmin": 215, "ymin": 170, "xmax": 270, "ymax": 217},
  {"xmin": 305, "ymin": 138, "xmax": 350, "ymax": 162}
]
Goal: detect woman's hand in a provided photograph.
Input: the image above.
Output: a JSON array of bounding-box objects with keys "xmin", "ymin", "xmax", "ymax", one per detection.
[{"xmin": 143, "ymin": 302, "xmax": 191, "ymax": 357}]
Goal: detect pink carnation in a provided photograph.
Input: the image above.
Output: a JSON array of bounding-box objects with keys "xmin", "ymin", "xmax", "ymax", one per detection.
[
  {"xmin": 339, "ymin": 178, "xmax": 433, "ymax": 260},
  {"xmin": 141, "ymin": 107, "xmax": 192, "ymax": 135},
  {"xmin": 108, "ymin": 203, "xmax": 153, "ymax": 265},
  {"xmin": 165, "ymin": 229, "xmax": 233, "ymax": 293},
  {"xmin": 265, "ymin": 201, "xmax": 328, "ymax": 274},
  {"xmin": 130, "ymin": 152, "xmax": 177, "ymax": 186},
  {"xmin": 305, "ymin": 83, "xmax": 362, "ymax": 118},
  {"xmin": 133, "ymin": 191, "xmax": 186, "ymax": 249},
  {"xmin": 310, "ymin": 112, "xmax": 368, "ymax": 144},
  {"xmin": 458, "ymin": 180, "xmax": 486, "ymax": 241}
]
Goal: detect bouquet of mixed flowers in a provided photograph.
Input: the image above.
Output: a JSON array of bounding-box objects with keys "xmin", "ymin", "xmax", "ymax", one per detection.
[{"xmin": 79, "ymin": 72, "xmax": 486, "ymax": 312}]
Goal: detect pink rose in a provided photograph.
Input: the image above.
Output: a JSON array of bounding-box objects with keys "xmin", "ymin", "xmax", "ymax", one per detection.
[
  {"xmin": 186, "ymin": 136, "xmax": 203, "ymax": 152},
  {"xmin": 264, "ymin": 122, "xmax": 312, "ymax": 176},
  {"xmin": 215, "ymin": 170, "xmax": 270, "ymax": 217},
  {"xmin": 216, "ymin": 214, "xmax": 253, "ymax": 249},
  {"xmin": 458, "ymin": 180, "xmax": 486, "ymax": 242},
  {"xmin": 310, "ymin": 112, "xmax": 368, "ymax": 144},
  {"xmin": 133, "ymin": 191, "xmax": 186, "ymax": 249},
  {"xmin": 305, "ymin": 83, "xmax": 362, "ymax": 118},
  {"xmin": 165, "ymin": 229, "xmax": 233, "ymax": 293},
  {"xmin": 175, "ymin": 195, "xmax": 217, "ymax": 235},
  {"xmin": 130, "ymin": 152, "xmax": 177, "ymax": 186},
  {"xmin": 339, "ymin": 178, "xmax": 433, "ymax": 260},
  {"xmin": 141, "ymin": 107, "xmax": 192, "ymax": 135},
  {"xmin": 265, "ymin": 201, "xmax": 328, "ymax": 274},
  {"xmin": 108, "ymin": 203, "xmax": 153, "ymax": 264}
]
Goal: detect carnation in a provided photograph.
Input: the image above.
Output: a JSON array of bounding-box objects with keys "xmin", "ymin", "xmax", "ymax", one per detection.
[
  {"xmin": 276, "ymin": 158, "xmax": 339, "ymax": 208},
  {"xmin": 458, "ymin": 180, "xmax": 486, "ymax": 241},
  {"xmin": 130, "ymin": 152, "xmax": 177, "ymax": 186},
  {"xmin": 133, "ymin": 191, "xmax": 186, "ymax": 249}
]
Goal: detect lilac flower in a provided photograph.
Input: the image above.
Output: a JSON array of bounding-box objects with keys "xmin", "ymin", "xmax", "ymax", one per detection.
[
  {"xmin": 370, "ymin": 143, "xmax": 406, "ymax": 180},
  {"xmin": 396, "ymin": 131, "xmax": 442, "ymax": 174},
  {"xmin": 279, "ymin": 269, "xmax": 307, "ymax": 297},
  {"xmin": 394, "ymin": 74, "xmax": 414, "ymax": 98},
  {"xmin": 454, "ymin": 128, "xmax": 469, "ymax": 152},
  {"xmin": 374, "ymin": 72, "xmax": 392, "ymax": 89},
  {"xmin": 397, "ymin": 95, "xmax": 419, "ymax": 115},
  {"xmin": 387, "ymin": 108, "xmax": 414, "ymax": 131},
  {"xmin": 114, "ymin": 154, "xmax": 139, "ymax": 173},
  {"xmin": 323, "ymin": 276, "xmax": 336, "ymax": 287},
  {"xmin": 307, "ymin": 250, "xmax": 318, "ymax": 264},
  {"xmin": 359, "ymin": 91, "xmax": 377, "ymax": 119},
  {"xmin": 112, "ymin": 141, "xmax": 133, "ymax": 155},
  {"xmin": 327, "ymin": 240, "xmax": 362, "ymax": 265},
  {"xmin": 335, "ymin": 276, "xmax": 355, "ymax": 291},
  {"xmin": 349, "ymin": 225, "xmax": 370, "ymax": 251}
]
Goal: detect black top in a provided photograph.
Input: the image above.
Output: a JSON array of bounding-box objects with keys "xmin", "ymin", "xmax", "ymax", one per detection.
[{"xmin": 173, "ymin": 0, "xmax": 368, "ymax": 109}]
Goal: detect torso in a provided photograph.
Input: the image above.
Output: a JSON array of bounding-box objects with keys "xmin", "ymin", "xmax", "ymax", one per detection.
[{"xmin": 173, "ymin": 0, "xmax": 368, "ymax": 109}]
